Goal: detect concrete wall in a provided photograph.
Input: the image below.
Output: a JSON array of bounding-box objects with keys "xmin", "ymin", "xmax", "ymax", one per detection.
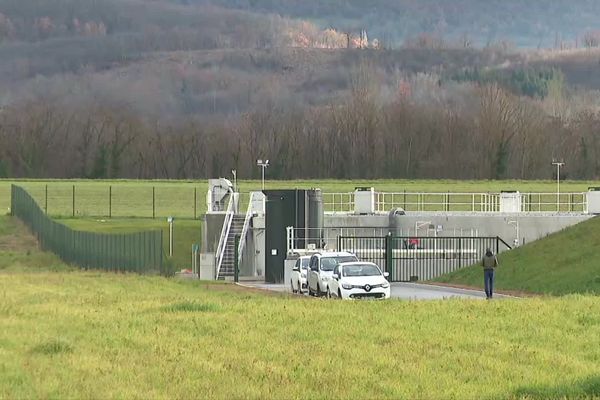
[
  {"xmin": 253, "ymin": 218, "xmax": 266, "ymax": 277},
  {"xmin": 201, "ymin": 213, "xmax": 226, "ymax": 253},
  {"xmin": 239, "ymin": 217, "xmax": 265, "ymax": 277},
  {"xmin": 199, "ymin": 252, "xmax": 215, "ymax": 280},
  {"xmin": 221, "ymin": 212, "xmax": 593, "ymax": 280},
  {"xmin": 325, "ymin": 213, "xmax": 592, "ymax": 249}
]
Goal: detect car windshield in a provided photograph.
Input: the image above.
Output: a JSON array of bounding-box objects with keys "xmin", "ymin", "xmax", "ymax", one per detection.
[
  {"xmin": 342, "ymin": 264, "xmax": 382, "ymax": 277},
  {"xmin": 301, "ymin": 258, "xmax": 309, "ymax": 269},
  {"xmin": 321, "ymin": 255, "xmax": 358, "ymax": 271}
]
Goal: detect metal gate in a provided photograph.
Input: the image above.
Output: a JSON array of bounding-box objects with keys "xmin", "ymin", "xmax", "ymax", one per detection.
[{"xmin": 338, "ymin": 235, "xmax": 511, "ymax": 282}]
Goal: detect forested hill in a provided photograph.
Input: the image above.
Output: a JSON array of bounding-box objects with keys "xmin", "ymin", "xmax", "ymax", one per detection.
[
  {"xmin": 2, "ymin": 0, "xmax": 600, "ymax": 181},
  {"xmin": 182, "ymin": 0, "xmax": 600, "ymax": 48}
]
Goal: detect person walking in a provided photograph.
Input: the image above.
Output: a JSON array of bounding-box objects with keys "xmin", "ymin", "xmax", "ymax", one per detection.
[{"xmin": 482, "ymin": 248, "xmax": 499, "ymax": 299}]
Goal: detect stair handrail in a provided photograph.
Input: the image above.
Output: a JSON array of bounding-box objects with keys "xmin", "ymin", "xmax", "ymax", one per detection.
[
  {"xmin": 237, "ymin": 192, "xmax": 258, "ymax": 268},
  {"xmin": 215, "ymin": 194, "xmax": 235, "ymax": 279}
]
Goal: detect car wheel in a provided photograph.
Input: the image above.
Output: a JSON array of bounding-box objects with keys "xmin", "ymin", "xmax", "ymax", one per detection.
[
  {"xmin": 308, "ymin": 284, "xmax": 314, "ymax": 296},
  {"xmin": 338, "ymin": 289, "xmax": 342, "ymax": 299},
  {"xmin": 317, "ymin": 283, "xmax": 321, "ymax": 297},
  {"xmin": 326, "ymin": 287, "xmax": 332, "ymax": 299}
]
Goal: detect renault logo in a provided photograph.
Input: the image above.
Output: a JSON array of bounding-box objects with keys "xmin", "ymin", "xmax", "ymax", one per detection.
[{"xmin": 364, "ymin": 284, "xmax": 371, "ymax": 292}]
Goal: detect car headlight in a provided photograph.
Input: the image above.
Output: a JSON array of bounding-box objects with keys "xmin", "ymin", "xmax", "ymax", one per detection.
[
  {"xmin": 342, "ymin": 283, "xmax": 353, "ymax": 290},
  {"xmin": 382, "ymin": 282, "xmax": 390, "ymax": 289},
  {"xmin": 301, "ymin": 273, "xmax": 306, "ymax": 278}
]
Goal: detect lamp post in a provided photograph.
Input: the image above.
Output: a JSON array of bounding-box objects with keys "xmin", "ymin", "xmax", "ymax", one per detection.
[
  {"xmin": 257, "ymin": 159, "xmax": 269, "ymax": 190},
  {"xmin": 552, "ymin": 160, "xmax": 564, "ymax": 212}
]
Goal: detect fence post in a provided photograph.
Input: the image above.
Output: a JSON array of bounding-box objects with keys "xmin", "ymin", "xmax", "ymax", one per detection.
[
  {"xmin": 234, "ymin": 234, "xmax": 240, "ymax": 283},
  {"xmin": 109, "ymin": 185, "xmax": 112, "ymax": 218},
  {"xmin": 10, "ymin": 185, "xmax": 14, "ymax": 216},
  {"xmin": 570, "ymin": 193, "xmax": 573, "ymax": 212},
  {"xmin": 72, "ymin": 185, "xmax": 75, "ymax": 217},
  {"xmin": 194, "ymin": 188, "xmax": 197, "ymax": 219},
  {"xmin": 385, "ymin": 233, "xmax": 393, "ymax": 281},
  {"xmin": 196, "ymin": 242, "xmax": 201, "ymax": 279},
  {"xmin": 160, "ymin": 229, "xmax": 164, "ymax": 274},
  {"xmin": 152, "ymin": 186, "xmax": 156, "ymax": 219},
  {"xmin": 45, "ymin": 184, "xmax": 48, "ymax": 214}
]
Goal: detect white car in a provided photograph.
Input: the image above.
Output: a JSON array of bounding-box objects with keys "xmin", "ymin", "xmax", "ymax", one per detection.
[
  {"xmin": 307, "ymin": 251, "xmax": 359, "ymax": 297},
  {"xmin": 290, "ymin": 256, "xmax": 311, "ymax": 294},
  {"xmin": 328, "ymin": 262, "xmax": 391, "ymax": 300}
]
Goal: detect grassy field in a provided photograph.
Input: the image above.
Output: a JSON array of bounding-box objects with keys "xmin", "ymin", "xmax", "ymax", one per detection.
[
  {"xmin": 435, "ymin": 216, "xmax": 600, "ymax": 295},
  {"xmin": 2, "ymin": 271, "xmax": 600, "ymax": 399},
  {"xmin": 2, "ymin": 179, "xmax": 599, "ymax": 218},
  {"xmin": 3, "ymin": 209, "xmax": 600, "ymax": 399}
]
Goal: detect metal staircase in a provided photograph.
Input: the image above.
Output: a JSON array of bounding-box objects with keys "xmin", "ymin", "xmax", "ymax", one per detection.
[{"xmin": 216, "ymin": 214, "xmax": 245, "ymax": 279}]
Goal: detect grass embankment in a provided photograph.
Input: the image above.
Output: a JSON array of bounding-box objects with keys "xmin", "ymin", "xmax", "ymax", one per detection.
[
  {"xmin": 2, "ymin": 216, "xmax": 600, "ymax": 399},
  {"xmin": 1, "ymin": 179, "xmax": 599, "ymax": 218},
  {"xmin": 0, "ymin": 217, "xmax": 68, "ymax": 273},
  {"xmin": 435, "ymin": 216, "xmax": 600, "ymax": 295}
]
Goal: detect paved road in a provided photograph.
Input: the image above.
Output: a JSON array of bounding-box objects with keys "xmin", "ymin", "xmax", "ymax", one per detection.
[{"xmin": 239, "ymin": 282, "xmax": 512, "ymax": 300}]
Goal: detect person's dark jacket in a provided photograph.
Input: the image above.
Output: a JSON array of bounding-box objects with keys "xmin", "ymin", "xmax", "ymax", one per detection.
[{"xmin": 482, "ymin": 252, "xmax": 499, "ymax": 270}]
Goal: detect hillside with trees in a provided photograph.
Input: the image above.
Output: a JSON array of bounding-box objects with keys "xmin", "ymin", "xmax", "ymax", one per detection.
[
  {"xmin": 183, "ymin": 0, "xmax": 600, "ymax": 48},
  {"xmin": 1, "ymin": 0, "xmax": 600, "ymax": 180}
]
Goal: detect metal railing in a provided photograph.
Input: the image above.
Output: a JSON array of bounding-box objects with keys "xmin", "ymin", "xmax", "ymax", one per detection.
[
  {"xmin": 286, "ymin": 226, "xmax": 391, "ymax": 254},
  {"xmin": 214, "ymin": 195, "xmax": 234, "ymax": 279},
  {"xmin": 322, "ymin": 192, "xmax": 588, "ymax": 214}
]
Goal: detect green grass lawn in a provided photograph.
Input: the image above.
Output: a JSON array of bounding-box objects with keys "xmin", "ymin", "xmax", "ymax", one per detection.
[
  {"xmin": 2, "ymin": 215, "xmax": 600, "ymax": 399},
  {"xmin": 59, "ymin": 218, "xmax": 201, "ymax": 271},
  {"xmin": 2, "ymin": 271, "xmax": 600, "ymax": 399},
  {"xmin": 2, "ymin": 179, "xmax": 599, "ymax": 218},
  {"xmin": 435, "ymin": 216, "xmax": 600, "ymax": 295}
]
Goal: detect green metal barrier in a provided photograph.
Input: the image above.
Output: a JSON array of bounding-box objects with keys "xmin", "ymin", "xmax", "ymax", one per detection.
[{"xmin": 10, "ymin": 185, "xmax": 163, "ymax": 274}]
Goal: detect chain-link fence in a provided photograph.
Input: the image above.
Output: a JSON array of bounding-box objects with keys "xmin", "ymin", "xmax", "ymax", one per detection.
[{"xmin": 11, "ymin": 185, "xmax": 163, "ymax": 273}]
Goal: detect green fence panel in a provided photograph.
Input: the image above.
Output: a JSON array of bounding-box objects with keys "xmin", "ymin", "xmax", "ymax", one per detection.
[{"xmin": 10, "ymin": 185, "xmax": 163, "ymax": 274}]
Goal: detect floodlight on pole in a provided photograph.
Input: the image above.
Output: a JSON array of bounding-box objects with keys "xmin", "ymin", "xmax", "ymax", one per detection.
[
  {"xmin": 552, "ymin": 160, "xmax": 565, "ymax": 212},
  {"xmin": 257, "ymin": 159, "xmax": 270, "ymax": 190}
]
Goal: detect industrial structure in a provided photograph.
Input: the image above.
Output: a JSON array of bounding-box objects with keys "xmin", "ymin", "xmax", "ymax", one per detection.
[{"xmin": 199, "ymin": 181, "xmax": 599, "ymax": 283}]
